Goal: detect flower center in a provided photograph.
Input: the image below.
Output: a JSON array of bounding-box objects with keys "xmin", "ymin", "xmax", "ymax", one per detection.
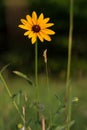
[{"xmin": 32, "ymin": 25, "xmax": 41, "ymax": 32}]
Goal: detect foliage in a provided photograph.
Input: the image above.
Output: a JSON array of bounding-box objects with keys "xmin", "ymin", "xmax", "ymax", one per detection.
[{"xmin": 0, "ymin": 74, "xmax": 87, "ymax": 130}]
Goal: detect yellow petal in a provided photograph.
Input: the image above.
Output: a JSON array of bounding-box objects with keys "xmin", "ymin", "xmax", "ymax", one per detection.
[
  {"xmin": 26, "ymin": 15, "xmax": 33, "ymax": 25},
  {"xmin": 32, "ymin": 11, "xmax": 37, "ymax": 24},
  {"xmin": 24, "ymin": 31, "xmax": 30, "ymax": 36},
  {"xmin": 21, "ymin": 19, "xmax": 28, "ymax": 25},
  {"xmin": 21, "ymin": 19, "xmax": 32, "ymax": 29},
  {"xmin": 40, "ymin": 23, "xmax": 54, "ymax": 29},
  {"xmin": 18, "ymin": 25, "xmax": 29, "ymax": 30},
  {"xmin": 42, "ymin": 29, "xmax": 55, "ymax": 35},
  {"xmin": 40, "ymin": 31, "xmax": 51, "ymax": 41},
  {"xmin": 21, "ymin": 19, "xmax": 32, "ymax": 30},
  {"xmin": 45, "ymin": 23, "xmax": 54, "ymax": 28},
  {"xmin": 32, "ymin": 11, "xmax": 37, "ymax": 21},
  {"xmin": 37, "ymin": 13, "xmax": 44, "ymax": 24},
  {"xmin": 28, "ymin": 31, "xmax": 34, "ymax": 38},
  {"xmin": 37, "ymin": 33, "xmax": 44, "ymax": 42},
  {"xmin": 31, "ymin": 33, "xmax": 37, "ymax": 44},
  {"xmin": 43, "ymin": 18, "xmax": 50, "ymax": 23}
]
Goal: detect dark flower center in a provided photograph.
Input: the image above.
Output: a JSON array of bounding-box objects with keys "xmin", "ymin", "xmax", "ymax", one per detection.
[{"xmin": 32, "ymin": 25, "xmax": 41, "ymax": 32}]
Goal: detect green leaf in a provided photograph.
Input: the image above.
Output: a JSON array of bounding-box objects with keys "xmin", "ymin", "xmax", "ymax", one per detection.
[
  {"xmin": 54, "ymin": 125, "xmax": 65, "ymax": 130},
  {"xmin": 0, "ymin": 64, "xmax": 10, "ymax": 73},
  {"xmin": 13, "ymin": 71, "xmax": 33, "ymax": 86},
  {"xmin": 54, "ymin": 120, "xmax": 75, "ymax": 130},
  {"xmin": 69, "ymin": 120, "xmax": 75, "ymax": 127}
]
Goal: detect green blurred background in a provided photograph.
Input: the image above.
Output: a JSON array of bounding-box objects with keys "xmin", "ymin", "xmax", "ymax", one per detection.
[{"xmin": 0, "ymin": 0, "xmax": 87, "ymax": 130}]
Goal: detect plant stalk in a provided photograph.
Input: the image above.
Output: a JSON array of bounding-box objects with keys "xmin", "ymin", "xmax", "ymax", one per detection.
[
  {"xmin": 0, "ymin": 73, "xmax": 25, "ymax": 123},
  {"xmin": 65, "ymin": 0, "xmax": 73, "ymax": 130},
  {"xmin": 35, "ymin": 41, "xmax": 39, "ymax": 122},
  {"xmin": 46, "ymin": 61, "xmax": 52, "ymax": 126}
]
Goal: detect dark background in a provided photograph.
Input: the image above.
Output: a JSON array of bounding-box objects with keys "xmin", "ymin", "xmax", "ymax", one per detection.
[{"xmin": 0, "ymin": 0, "xmax": 87, "ymax": 78}]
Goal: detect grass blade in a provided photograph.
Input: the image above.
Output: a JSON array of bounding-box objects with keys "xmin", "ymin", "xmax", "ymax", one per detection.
[{"xmin": 13, "ymin": 70, "xmax": 33, "ymax": 85}]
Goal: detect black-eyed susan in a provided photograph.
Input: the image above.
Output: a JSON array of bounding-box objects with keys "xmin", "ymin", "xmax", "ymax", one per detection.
[{"xmin": 18, "ymin": 11, "xmax": 55, "ymax": 44}]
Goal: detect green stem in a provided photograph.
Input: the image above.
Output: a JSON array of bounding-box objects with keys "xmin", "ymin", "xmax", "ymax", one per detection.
[
  {"xmin": 45, "ymin": 62, "xmax": 52, "ymax": 126},
  {"xmin": 23, "ymin": 106, "xmax": 26, "ymax": 130},
  {"xmin": 46, "ymin": 63, "xmax": 49, "ymax": 99},
  {"xmin": 0, "ymin": 73, "xmax": 25, "ymax": 124},
  {"xmin": 35, "ymin": 41, "xmax": 39, "ymax": 121},
  {"xmin": 65, "ymin": 0, "xmax": 73, "ymax": 130}
]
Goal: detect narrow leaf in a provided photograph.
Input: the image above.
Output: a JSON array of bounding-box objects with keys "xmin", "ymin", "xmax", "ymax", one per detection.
[
  {"xmin": 55, "ymin": 120, "xmax": 75, "ymax": 130},
  {"xmin": 13, "ymin": 71, "xmax": 33, "ymax": 85},
  {"xmin": 55, "ymin": 125, "xmax": 65, "ymax": 130},
  {"xmin": 0, "ymin": 64, "xmax": 10, "ymax": 73}
]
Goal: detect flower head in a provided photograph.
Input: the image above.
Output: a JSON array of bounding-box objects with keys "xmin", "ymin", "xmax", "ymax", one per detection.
[{"xmin": 18, "ymin": 11, "xmax": 55, "ymax": 44}]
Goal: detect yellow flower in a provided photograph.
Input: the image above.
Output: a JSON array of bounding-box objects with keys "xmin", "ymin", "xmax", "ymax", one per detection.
[{"xmin": 18, "ymin": 11, "xmax": 55, "ymax": 44}]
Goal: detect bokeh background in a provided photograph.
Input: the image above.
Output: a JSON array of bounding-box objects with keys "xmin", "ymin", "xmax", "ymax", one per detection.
[
  {"xmin": 0, "ymin": 0, "xmax": 87, "ymax": 130},
  {"xmin": 0, "ymin": 0, "xmax": 87, "ymax": 76}
]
